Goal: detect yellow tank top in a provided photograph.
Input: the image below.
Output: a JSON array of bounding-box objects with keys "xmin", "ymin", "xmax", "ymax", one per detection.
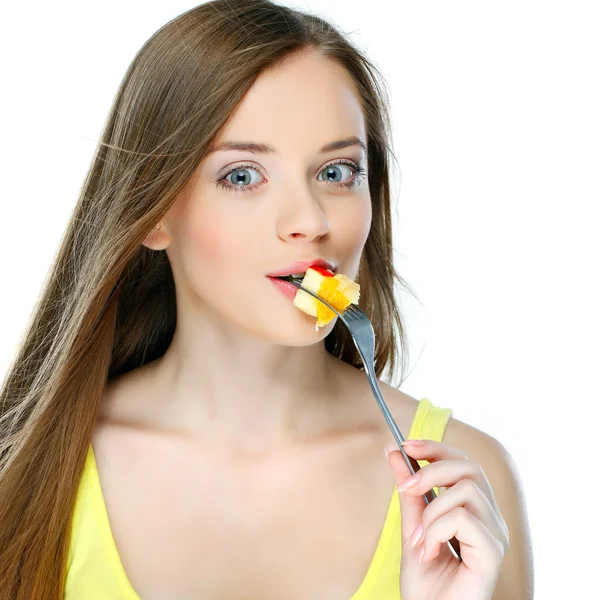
[{"xmin": 64, "ymin": 397, "xmax": 452, "ymax": 599}]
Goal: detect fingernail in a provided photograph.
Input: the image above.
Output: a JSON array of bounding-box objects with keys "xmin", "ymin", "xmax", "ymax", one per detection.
[
  {"xmin": 397, "ymin": 474, "xmax": 420, "ymax": 492},
  {"xmin": 410, "ymin": 522, "xmax": 423, "ymax": 547},
  {"xmin": 401, "ymin": 439, "xmax": 424, "ymax": 446},
  {"xmin": 384, "ymin": 444, "xmax": 397, "ymax": 457}
]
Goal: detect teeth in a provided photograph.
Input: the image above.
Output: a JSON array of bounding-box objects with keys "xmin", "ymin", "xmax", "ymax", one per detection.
[{"xmin": 278, "ymin": 273, "xmax": 304, "ymax": 282}]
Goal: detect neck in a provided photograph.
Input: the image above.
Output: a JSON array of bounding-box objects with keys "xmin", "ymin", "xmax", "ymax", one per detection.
[{"xmin": 107, "ymin": 321, "xmax": 355, "ymax": 456}]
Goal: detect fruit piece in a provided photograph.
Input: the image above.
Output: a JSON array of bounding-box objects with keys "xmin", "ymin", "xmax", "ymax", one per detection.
[
  {"xmin": 292, "ymin": 267, "xmax": 360, "ymax": 330},
  {"xmin": 290, "ymin": 267, "xmax": 333, "ymax": 317}
]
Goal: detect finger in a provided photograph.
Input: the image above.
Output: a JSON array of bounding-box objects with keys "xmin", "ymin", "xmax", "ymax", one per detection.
[
  {"xmin": 415, "ymin": 478, "xmax": 510, "ymax": 548},
  {"xmin": 399, "ymin": 438, "xmax": 468, "ymax": 462},
  {"xmin": 397, "ymin": 477, "xmax": 427, "ymax": 559},
  {"xmin": 385, "ymin": 439, "xmax": 469, "ymax": 493},
  {"xmin": 385, "ymin": 447, "xmax": 435, "ymax": 556},
  {"xmin": 400, "ymin": 443, "xmax": 499, "ymax": 516},
  {"xmin": 398, "ymin": 456, "xmax": 489, "ymax": 498},
  {"xmin": 420, "ymin": 506, "xmax": 507, "ymax": 571}
]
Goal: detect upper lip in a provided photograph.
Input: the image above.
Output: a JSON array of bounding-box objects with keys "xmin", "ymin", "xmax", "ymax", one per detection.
[{"xmin": 266, "ymin": 258, "xmax": 337, "ymax": 277}]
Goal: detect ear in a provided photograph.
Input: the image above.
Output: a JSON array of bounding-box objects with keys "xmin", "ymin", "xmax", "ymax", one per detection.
[{"xmin": 142, "ymin": 220, "xmax": 171, "ymax": 250}]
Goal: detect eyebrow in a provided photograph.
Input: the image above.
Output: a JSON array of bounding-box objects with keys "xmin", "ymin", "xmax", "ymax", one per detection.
[{"xmin": 207, "ymin": 136, "xmax": 368, "ymax": 157}]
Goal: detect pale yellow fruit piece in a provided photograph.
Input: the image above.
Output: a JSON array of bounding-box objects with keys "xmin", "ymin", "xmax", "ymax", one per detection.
[
  {"xmin": 292, "ymin": 287, "xmax": 318, "ymax": 317},
  {"xmin": 291, "ymin": 268, "xmax": 323, "ymax": 317},
  {"xmin": 293, "ymin": 268, "xmax": 360, "ymax": 328}
]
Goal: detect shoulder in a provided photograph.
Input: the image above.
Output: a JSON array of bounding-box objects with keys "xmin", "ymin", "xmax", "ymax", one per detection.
[
  {"xmin": 440, "ymin": 409, "xmax": 525, "ymax": 515},
  {"xmin": 422, "ymin": 402, "xmax": 523, "ymax": 521},
  {"xmin": 419, "ymin": 402, "xmax": 534, "ymax": 599},
  {"xmin": 376, "ymin": 386, "xmax": 520, "ymax": 492},
  {"xmin": 443, "ymin": 410, "xmax": 504, "ymax": 457},
  {"xmin": 381, "ymin": 386, "xmax": 510, "ymax": 468}
]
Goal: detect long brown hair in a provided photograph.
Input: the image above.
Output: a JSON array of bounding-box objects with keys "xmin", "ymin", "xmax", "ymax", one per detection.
[{"xmin": 0, "ymin": 1, "xmax": 418, "ymax": 596}]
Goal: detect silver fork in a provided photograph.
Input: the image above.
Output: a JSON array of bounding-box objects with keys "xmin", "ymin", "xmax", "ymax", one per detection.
[{"xmin": 288, "ymin": 277, "xmax": 462, "ymax": 563}]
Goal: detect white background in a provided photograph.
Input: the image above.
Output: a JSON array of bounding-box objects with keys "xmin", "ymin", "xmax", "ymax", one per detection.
[{"xmin": 1, "ymin": 1, "xmax": 598, "ymax": 596}]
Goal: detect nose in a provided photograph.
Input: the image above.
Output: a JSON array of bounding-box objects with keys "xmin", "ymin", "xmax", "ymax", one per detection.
[{"xmin": 275, "ymin": 178, "xmax": 330, "ymax": 242}]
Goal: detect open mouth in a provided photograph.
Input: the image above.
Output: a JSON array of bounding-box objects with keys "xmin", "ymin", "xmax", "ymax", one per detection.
[
  {"xmin": 274, "ymin": 274, "xmax": 304, "ymax": 282},
  {"xmin": 268, "ymin": 266, "xmax": 338, "ymax": 284}
]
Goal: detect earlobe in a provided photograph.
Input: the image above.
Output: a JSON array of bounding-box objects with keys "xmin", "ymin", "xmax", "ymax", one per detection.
[{"xmin": 142, "ymin": 221, "xmax": 171, "ymax": 250}]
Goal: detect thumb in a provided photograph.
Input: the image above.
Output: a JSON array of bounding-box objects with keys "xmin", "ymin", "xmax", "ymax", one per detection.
[{"xmin": 385, "ymin": 444, "xmax": 426, "ymax": 553}]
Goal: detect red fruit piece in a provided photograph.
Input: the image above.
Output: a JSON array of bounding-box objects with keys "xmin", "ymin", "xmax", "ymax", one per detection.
[{"xmin": 309, "ymin": 266, "xmax": 334, "ymax": 277}]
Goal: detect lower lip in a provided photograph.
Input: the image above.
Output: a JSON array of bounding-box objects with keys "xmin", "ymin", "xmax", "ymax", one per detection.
[{"xmin": 267, "ymin": 276, "xmax": 298, "ymax": 300}]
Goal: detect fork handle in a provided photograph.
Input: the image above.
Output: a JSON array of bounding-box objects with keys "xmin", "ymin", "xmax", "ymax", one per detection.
[
  {"xmin": 285, "ymin": 279, "xmax": 462, "ymax": 562},
  {"xmin": 364, "ymin": 373, "xmax": 463, "ymax": 562}
]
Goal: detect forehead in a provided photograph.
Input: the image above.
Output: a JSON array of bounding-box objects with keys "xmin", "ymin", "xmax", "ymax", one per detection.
[{"xmin": 210, "ymin": 51, "xmax": 367, "ymax": 155}]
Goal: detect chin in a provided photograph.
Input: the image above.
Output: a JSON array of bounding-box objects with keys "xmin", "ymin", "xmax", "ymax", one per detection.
[{"xmin": 249, "ymin": 309, "xmax": 337, "ymax": 346}]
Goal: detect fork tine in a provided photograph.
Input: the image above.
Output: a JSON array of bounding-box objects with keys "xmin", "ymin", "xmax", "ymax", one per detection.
[
  {"xmin": 342, "ymin": 303, "xmax": 366, "ymax": 322},
  {"xmin": 344, "ymin": 303, "xmax": 362, "ymax": 316}
]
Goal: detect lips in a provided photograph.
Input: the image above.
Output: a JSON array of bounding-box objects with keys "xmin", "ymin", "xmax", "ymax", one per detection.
[{"xmin": 266, "ymin": 258, "xmax": 337, "ymax": 278}]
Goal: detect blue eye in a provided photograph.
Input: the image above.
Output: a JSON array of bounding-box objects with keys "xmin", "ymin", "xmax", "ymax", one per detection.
[
  {"xmin": 318, "ymin": 160, "xmax": 368, "ymax": 189},
  {"xmin": 217, "ymin": 165, "xmax": 263, "ymax": 192},
  {"xmin": 215, "ymin": 160, "xmax": 367, "ymax": 195},
  {"xmin": 317, "ymin": 163, "xmax": 355, "ymax": 184}
]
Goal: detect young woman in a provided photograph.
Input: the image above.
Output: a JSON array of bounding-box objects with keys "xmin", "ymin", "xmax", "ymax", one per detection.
[{"xmin": 0, "ymin": 1, "xmax": 532, "ymax": 598}]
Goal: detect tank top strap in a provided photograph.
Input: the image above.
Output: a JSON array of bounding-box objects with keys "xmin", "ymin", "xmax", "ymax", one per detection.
[
  {"xmin": 357, "ymin": 397, "xmax": 454, "ymax": 600},
  {"xmin": 406, "ymin": 396, "xmax": 453, "ymax": 443}
]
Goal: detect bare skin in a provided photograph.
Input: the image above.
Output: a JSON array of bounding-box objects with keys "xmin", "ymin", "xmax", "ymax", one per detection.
[
  {"xmin": 93, "ymin": 358, "xmax": 422, "ymax": 600},
  {"xmin": 91, "ymin": 48, "xmax": 430, "ymax": 599}
]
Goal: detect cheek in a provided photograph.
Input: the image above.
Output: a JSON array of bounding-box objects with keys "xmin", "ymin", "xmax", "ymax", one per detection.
[
  {"xmin": 339, "ymin": 198, "xmax": 372, "ymax": 253},
  {"xmin": 175, "ymin": 211, "xmax": 256, "ymax": 309},
  {"xmin": 181, "ymin": 202, "xmax": 254, "ymax": 269},
  {"xmin": 329, "ymin": 199, "xmax": 371, "ymax": 281},
  {"xmin": 359, "ymin": 200, "xmax": 372, "ymax": 241},
  {"xmin": 188, "ymin": 216, "xmax": 228, "ymax": 263}
]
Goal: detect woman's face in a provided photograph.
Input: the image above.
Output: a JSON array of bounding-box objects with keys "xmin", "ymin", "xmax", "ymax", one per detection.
[{"xmin": 156, "ymin": 50, "xmax": 372, "ymax": 344}]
